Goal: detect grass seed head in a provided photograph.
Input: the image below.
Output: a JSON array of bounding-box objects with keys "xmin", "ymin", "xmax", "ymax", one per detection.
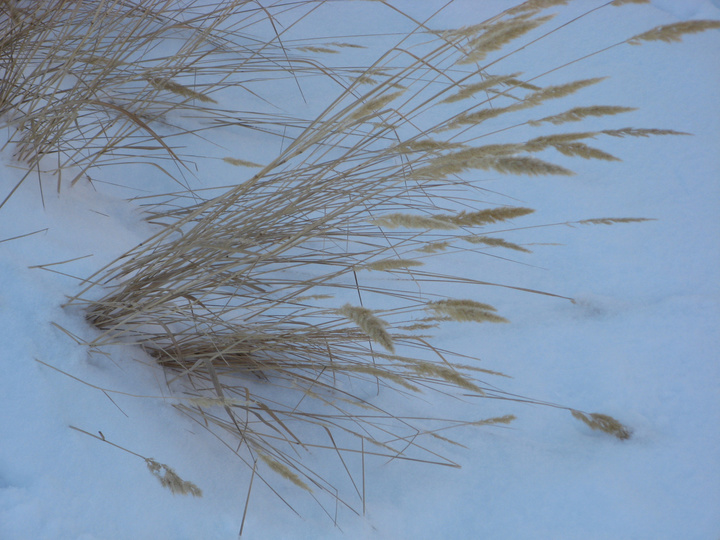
[
  {"xmin": 571, "ymin": 410, "xmax": 632, "ymax": 440},
  {"xmin": 146, "ymin": 459, "xmax": 203, "ymax": 497},
  {"xmin": 339, "ymin": 304, "xmax": 395, "ymax": 353},
  {"xmin": 428, "ymin": 299, "xmax": 509, "ymax": 324}
]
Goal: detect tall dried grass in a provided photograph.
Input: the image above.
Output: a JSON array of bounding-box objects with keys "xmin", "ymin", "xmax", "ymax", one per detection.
[
  {"xmin": 7, "ymin": 0, "xmax": 718, "ymax": 522},
  {"xmin": 0, "ymin": 0, "xmax": 332, "ymax": 205}
]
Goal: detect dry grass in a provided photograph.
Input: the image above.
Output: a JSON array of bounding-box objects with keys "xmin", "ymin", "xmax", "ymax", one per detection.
[
  {"xmin": 6, "ymin": 0, "xmax": 717, "ymax": 524},
  {"xmin": 0, "ymin": 0, "xmax": 332, "ymax": 205}
]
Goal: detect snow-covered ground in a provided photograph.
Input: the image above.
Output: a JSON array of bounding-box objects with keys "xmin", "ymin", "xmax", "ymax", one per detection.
[{"xmin": 1, "ymin": 1, "xmax": 718, "ymax": 539}]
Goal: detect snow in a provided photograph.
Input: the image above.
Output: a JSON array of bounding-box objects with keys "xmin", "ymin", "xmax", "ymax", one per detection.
[{"xmin": 1, "ymin": 1, "xmax": 719, "ymax": 539}]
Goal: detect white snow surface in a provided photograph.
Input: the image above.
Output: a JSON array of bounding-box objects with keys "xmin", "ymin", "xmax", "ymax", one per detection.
[{"xmin": 1, "ymin": 1, "xmax": 719, "ymax": 539}]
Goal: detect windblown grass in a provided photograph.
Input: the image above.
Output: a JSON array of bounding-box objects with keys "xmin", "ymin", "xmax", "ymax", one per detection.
[
  {"xmin": 8, "ymin": 0, "xmax": 717, "ymax": 523},
  {"xmin": 0, "ymin": 0, "xmax": 333, "ymax": 205}
]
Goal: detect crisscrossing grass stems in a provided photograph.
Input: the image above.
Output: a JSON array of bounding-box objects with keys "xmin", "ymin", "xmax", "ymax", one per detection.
[
  {"xmin": 18, "ymin": 0, "xmax": 714, "ymax": 520},
  {"xmin": 0, "ymin": 0, "xmax": 347, "ymax": 201}
]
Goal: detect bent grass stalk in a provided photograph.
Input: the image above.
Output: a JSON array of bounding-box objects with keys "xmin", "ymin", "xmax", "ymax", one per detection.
[
  {"xmin": 9, "ymin": 0, "xmax": 717, "ymax": 521},
  {"xmin": 69, "ymin": 426, "xmax": 203, "ymax": 497}
]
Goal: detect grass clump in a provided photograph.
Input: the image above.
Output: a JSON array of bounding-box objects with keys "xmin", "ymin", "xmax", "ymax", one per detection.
[
  {"xmin": 7, "ymin": 0, "xmax": 714, "ymax": 523},
  {"xmin": 0, "ymin": 0, "xmax": 330, "ymax": 204}
]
